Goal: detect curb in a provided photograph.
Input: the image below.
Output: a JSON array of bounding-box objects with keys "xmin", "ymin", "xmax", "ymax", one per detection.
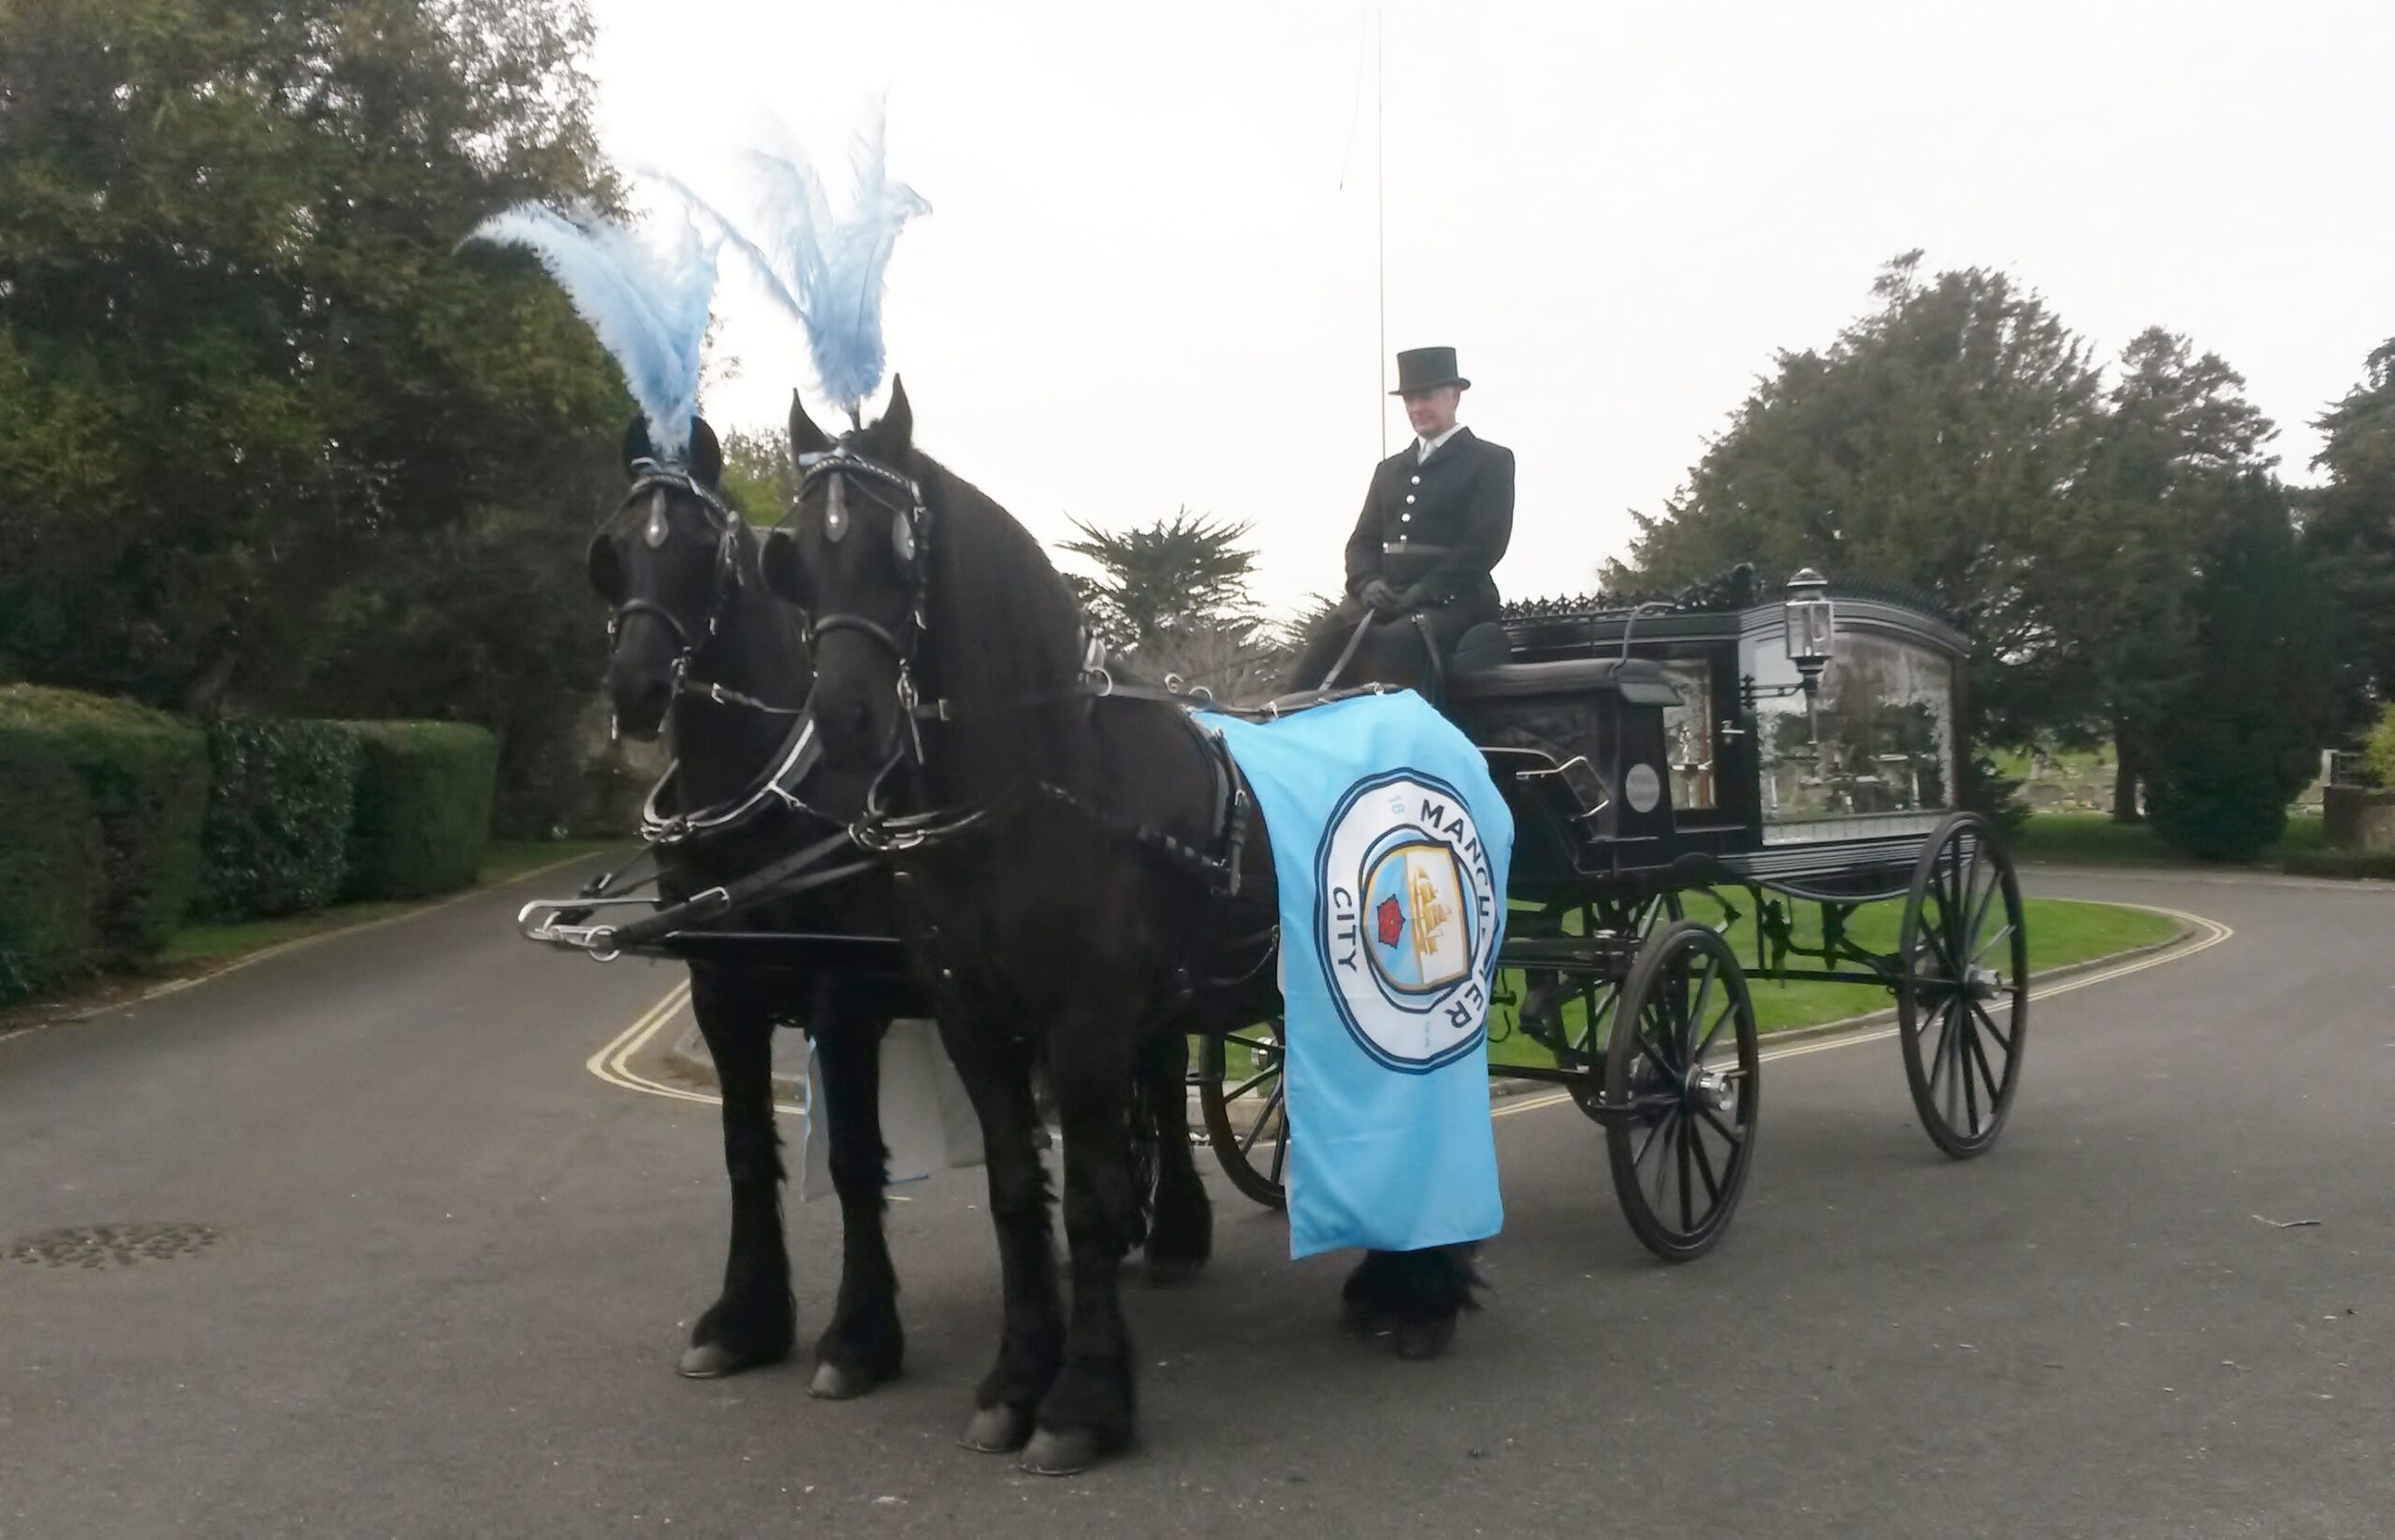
[
  {"xmin": 654, "ymin": 909, "xmax": 2211, "ymax": 1118},
  {"xmin": 0, "ymin": 848, "xmax": 625, "ymax": 1041}
]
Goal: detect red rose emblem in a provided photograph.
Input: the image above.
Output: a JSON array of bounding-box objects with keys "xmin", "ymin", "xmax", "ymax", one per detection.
[{"xmin": 1375, "ymin": 894, "xmax": 1406, "ymax": 948}]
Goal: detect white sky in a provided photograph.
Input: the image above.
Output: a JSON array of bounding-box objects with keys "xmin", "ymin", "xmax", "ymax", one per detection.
[{"xmin": 588, "ymin": 0, "xmax": 2394, "ymax": 616}]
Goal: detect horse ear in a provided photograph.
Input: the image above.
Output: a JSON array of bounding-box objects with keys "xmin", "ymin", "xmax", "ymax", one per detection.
[
  {"xmin": 588, "ymin": 529, "xmax": 624, "ymax": 603},
  {"xmin": 877, "ymin": 375, "xmax": 913, "ymax": 452},
  {"xmin": 760, "ymin": 528, "xmax": 806, "ymax": 604},
  {"xmin": 789, "ymin": 390, "xmax": 835, "ymax": 456},
  {"xmin": 688, "ymin": 416, "xmax": 724, "ymax": 488},
  {"xmin": 621, "ymin": 413, "xmax": 656, "ymax": 475}
]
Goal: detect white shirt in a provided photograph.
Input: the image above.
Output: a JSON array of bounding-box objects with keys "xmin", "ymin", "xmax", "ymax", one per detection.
[{"xmin": 1416, "ymin": 423, "xmax": 1465, "ymax": 463}]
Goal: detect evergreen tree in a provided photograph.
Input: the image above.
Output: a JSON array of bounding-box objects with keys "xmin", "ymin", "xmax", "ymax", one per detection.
[{"xmin": 2307, "ymin": 339, "xmax": 2395, "ymax": 710}]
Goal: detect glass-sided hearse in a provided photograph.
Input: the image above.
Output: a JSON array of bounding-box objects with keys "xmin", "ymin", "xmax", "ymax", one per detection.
[{"xmin": 1198, "ymin": 568, "xmax": 2028, "ymax": 1266}]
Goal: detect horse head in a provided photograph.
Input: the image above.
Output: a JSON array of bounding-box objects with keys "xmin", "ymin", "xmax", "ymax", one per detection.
[
  {"xmin": 587, "ymin": 413, "xmax": 746, "ymax": 740},
  {"xmin": 762, "ymin": 381, "xmax": 923, "ymax": 772}
]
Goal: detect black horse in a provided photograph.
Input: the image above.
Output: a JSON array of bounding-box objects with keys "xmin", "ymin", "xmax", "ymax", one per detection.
[
  {"xmin": 586, "ymin": 414, "xmax": 917, "ymax": 1399},
  {"xmin": 760, "ymin": 382, "xmax": 1480, "ymax": 1475}
]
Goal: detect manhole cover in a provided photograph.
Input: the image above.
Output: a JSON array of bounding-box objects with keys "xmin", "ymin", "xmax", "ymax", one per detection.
[{"xmin": 4, "ymin": 1223, "xmax": 223, "ymax": 1269}]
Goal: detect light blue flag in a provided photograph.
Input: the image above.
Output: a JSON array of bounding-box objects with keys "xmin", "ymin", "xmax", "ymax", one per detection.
[{"xmin": 1201, "ymin": 691, "xmax": 1511, "ymax": 1259}]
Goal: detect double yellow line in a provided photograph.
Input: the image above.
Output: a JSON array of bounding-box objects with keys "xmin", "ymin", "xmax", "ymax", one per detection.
[
  {"xmin": 1492, "ymin": 900, "xmax": 2232, "ymax": 1120},
  {"xmin": 586, "ymin": 902, "xmax": 2230, "ymax": 1129}
]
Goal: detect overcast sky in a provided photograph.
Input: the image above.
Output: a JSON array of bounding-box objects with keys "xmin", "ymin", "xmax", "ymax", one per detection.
[{"xmin": 586, "ymin": 0, "xmax": 2393, "ymax": 615}]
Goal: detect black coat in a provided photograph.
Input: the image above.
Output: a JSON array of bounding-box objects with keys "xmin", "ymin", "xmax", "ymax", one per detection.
[{"xmin": 1341, "ymin": 428, "xmax": 1514, "ymax": 612}]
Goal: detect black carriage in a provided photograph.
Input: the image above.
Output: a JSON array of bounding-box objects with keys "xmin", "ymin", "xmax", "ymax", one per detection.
[{"xmin": 1195, "ymin": 568, "xmax": 2026, "ymax": 1260}]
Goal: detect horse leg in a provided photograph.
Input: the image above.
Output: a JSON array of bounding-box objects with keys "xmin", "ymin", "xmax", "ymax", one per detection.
[
  {"xmin": 1138, "ymin": 1029, "xmax": 1212, "ymax": 1286},
  {"xmin": 679, "ymin": 966, "xmax": 796, "ymax": 1378},
  {"xmin": 1341, "ymin": 1243, "xmax": 1484, "ymax": 1361},
  {"xmin": 804, "ymin": 999, "xmax": 904, "ymax": 1400},
  {"xmin": 936, "ymin": 1018, "xmax": 1063, "ymax": 1456},
  {"xmin": 1022, "ymin": 1018, "xmax": 1139, "ymax": 1475}
]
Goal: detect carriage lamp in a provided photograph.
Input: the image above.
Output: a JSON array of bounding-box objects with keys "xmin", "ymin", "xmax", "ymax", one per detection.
[{"xmin": 1783, "ymin": 568, "xmax": 1836, "ymax": 696}]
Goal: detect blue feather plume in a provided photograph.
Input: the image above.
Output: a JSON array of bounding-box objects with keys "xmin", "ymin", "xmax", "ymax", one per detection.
[
  {"xmin": 469, "ymin": 203, "xmax": 719, "ymax": 457},
  {"xmin": 708, "ymin": 107, "xmax": 929, "ymax": 418}
]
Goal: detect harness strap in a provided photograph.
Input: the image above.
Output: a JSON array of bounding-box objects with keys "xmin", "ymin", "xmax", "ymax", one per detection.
[{"xmin": 588, "ymin": 824, "xmax": 870, "ymax": 952}]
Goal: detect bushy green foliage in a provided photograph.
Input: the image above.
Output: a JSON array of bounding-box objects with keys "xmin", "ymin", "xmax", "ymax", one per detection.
[
  {"xmin": 0, "ymin": 729, "xmax": 105, "ymax": 1001},
  {"xmin": 0, "ymin": 0, "xmax": 624, "ymax": 833},
  {"xmin": 0, "ymin": 685, "xmax": 208, "ymax": 956},
  {"xmin": 2366, "ymin": 705, "xmax": 2395, "ymax": 790},
  {"xmin": 196, "ymin": 720, "xmax": 362, "ymax": 921},
  {"xmin": 340, "ymin": 722, "xmax": 499, "ymax": 899},
  {"xmin": 2146, "ymin": 477, "xmax": 2336, "ymax": 862}
]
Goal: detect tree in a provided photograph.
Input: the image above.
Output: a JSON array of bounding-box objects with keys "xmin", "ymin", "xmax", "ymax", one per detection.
[
  {"xmin": 2306, "ymin": 339, "xmax": 2395, "ymax": 710},
  {"xmin": 1612, "ymin": 252, "xmax": 2105, "ymax": 749},
  {"xmin": 1056, "ymin": 512, "xmax": 1282, "ymax": 700},
  {"xmin": 2145, "ymin": 473, "xmax": 2335, "ymax": 861},
  {"xmin": 718, "ymin": 426, "xmax": 798, "ymax": 519},
  {"xmin": 0, "ymin": 0, "xmax": 623, "ymax": 720},
  {"xmin": 2066, "ymin": 328, "xmax": 2278, "ymax": 820}
]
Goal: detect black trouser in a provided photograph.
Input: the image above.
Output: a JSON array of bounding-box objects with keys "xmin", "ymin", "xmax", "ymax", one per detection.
[{"xmin": 1291, "ymin": 592, "xmax": 1501, "ymax": 692}]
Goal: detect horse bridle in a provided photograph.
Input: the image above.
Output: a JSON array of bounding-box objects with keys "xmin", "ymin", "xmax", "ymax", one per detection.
[{"xmin": 604, "ymin": 458, "xmax": 801, "ymax": 724}]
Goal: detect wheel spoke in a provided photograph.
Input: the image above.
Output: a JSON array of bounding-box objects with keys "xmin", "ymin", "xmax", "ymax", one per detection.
[
  {"xmin": 1959, "ymin": 1005, "xmax": 1982, "ymax": 1135},
  {"xmin": 1688, "ymin": 1118, "xmax": 1723, "ymax": 1204},
  {"xmin": 1689, "ymin": 952, "xmax": 1720, "ymax": 1053},
  {"xmin": 1631, "ymin": 1107, "xmax": 1673, "ymax": 1171},
  {"xmin": 1221, "ymin": 1067, "xmax": 1277, "ymax": 1105},
  {"xmin": 1648, "ymin": 1110, "xmax": 1679, "ymax": 1213},
  {"xmin": 1971, "ymin": 997, "xmax": 2016, "ymax": 1054},
  {"xmin": 1942, "ymin": 998, "xmax": 1966, "ymax": 1129},
  {"xmin": 1225, "ymin": 1031, "xmax": 1279, "ymax": 1055},
  {"xmin": 1970, "ymin": 922, "xmax": 2016, "ymax": 967},
  {"xmin": 1695, "ymin": 1100, "xmax": 1746, "ymax": 1150},
  {"xmin": 1268, "ymin": 1108, "xmax": 1290, "ymax": 1184},
  {"xmin": 1924, "ymin": 995, "xmax": 1955, "ymax": 1099},
  {"xmin": 1676, "ymin": 1119, "xmax": 1695, "ymax": 1232},
  {"xmin": 1966, "ymin": 1012, "xmax": 2003, "ymax": 1113},
  {"xmin": 1692, "ymin": 1001, "xmax": 1736, "ymax": 1062},
  {"xmin": 1239, "ymin": 1087, "xmax": 1284, "ymax": 1155}
]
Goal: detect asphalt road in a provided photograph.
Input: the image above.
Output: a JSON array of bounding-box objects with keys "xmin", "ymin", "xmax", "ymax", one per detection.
[{"xmin": 4, "ymin": 864, "xmax": 2390, "ymax": 1539}]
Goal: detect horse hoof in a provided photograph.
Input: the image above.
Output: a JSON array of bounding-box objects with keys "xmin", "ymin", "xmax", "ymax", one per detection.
[
  {"xmin": 960, "ymin": 1404, "xmax": 1031, "ymax": 1454},
  {"xmin": 808, "ymin": 1360, "xmax": 881, "ymax": 1401},
  {"xmin": 1145, "ymin": 1257, "xmax": 1205, "ymax": 1287},
  {"xmin": 678, "ymin": 1341, "xmax": 777, "ymax": 1379},
  {"xmin": 1020, "ymin": 1427, "xmax": 1105, "ymax": 1477},
  {"xmin": 1393, "ymin": 1315, "xmax": 1459, "ymax": 1361}
]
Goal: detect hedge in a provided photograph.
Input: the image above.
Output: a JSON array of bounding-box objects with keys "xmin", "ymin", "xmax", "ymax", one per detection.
[
  {"xmin": 196, "ymin": 719, "xmax": 362, "ymax": 922},
  {"xmin": 0, "ymin": 728, "xmax": 106, "ymax": 1002},
  {"xmin": 0, "ymin": 686, "xmax": 208, "ymax": 957},
  {"xmin": 339, "ymin": 721, "xmax": 499, "ymax": 900}
]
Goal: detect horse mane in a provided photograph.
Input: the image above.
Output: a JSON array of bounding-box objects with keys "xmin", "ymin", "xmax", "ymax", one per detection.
[{"xmin": 894, "ymin": 445, "xmax": 1091, "ymax": 778}]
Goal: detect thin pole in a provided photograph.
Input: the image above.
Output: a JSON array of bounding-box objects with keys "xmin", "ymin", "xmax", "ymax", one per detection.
[{"xmin": 1375, "ymin": 8, "xmax": 1386, "ymax": 458}]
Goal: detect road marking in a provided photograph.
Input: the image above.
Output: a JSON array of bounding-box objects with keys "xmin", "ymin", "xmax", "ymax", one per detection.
[
  {"xmin": 1490, "ymin": 900, "xmax": 2233, "ymax": 1119},
  {"xmin": 588, "ymin": 901, "xmax": 2233, "ymax": 1127},
  {"xmin": 584, "ymin": 981, "xmax": 806, "ymax": 1115}
]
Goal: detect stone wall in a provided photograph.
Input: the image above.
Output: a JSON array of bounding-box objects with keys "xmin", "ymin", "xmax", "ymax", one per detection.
[{"xmin": 2324, "ymin": 786, "xmax": 2395, "ymax": 852}]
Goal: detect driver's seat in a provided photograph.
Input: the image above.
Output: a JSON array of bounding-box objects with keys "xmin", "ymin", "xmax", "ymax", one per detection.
[{"xmin": 1449, "ymin": 621, "xmax": 1512, "ymax": 674}]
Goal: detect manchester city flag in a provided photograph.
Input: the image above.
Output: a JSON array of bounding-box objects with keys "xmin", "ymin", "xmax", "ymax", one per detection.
[{"xmin": 1201, "ymin": 691, "xmax": 1511, "ymax": 1259}]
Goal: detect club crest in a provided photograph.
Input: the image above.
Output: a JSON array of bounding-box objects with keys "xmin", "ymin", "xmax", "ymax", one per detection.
[{"xmin": 1315, "ymin": 771, "xmax": 1502, "ymax": 1073}]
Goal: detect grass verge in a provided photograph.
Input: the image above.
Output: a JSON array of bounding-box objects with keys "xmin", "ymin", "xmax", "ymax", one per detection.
[{"xmin": 4, "ymin": 838, "xmax": 627, "ymax": 1027}]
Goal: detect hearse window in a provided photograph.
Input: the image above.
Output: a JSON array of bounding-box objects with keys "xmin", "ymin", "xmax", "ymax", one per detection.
[
  {"xmin": 1660, "ymin": 660, "xmax": 1717, "ymax": 812},
  {"xmin": 1750, "ymin": 632, "xmax": 1954, "ymax": 844}
]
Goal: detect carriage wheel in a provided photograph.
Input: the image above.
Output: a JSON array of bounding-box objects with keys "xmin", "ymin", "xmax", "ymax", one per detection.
[
  {"xmin": 1553, "ymin": 893, "xmax": 1684, "ymax": 1120},
  {"xmin": 1898, "ymin": 812, "xmax": 2028, "ymax": 1158},
  {"xmin": 1197, "ymin": 1018, "xmax": 1290, "ymax": 1210},
  {"xmin": 1604, "ymin": 919, "xmax": 1761, "ymax": 1261}
]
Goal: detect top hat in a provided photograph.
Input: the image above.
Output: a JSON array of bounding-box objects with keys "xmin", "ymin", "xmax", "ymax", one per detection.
[{"xmin": 1390, "ymin": 345, "xmax": 1472, "ymax": 396}]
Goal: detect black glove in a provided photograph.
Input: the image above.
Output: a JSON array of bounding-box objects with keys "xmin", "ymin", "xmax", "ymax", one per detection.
[{"xmin": 1358, "ymin": 578, "xmax": 1401, "ymax": 614}]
